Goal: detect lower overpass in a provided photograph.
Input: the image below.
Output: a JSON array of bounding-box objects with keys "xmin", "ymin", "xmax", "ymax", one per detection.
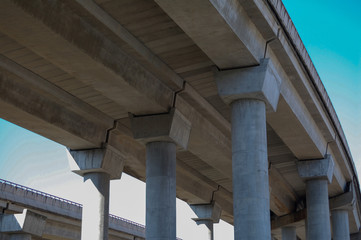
[{"xmin": 0, "ymin": 179, "xmax": 146, "ymax": 240}]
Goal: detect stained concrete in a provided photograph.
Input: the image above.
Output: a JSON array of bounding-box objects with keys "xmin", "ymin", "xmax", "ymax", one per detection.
[
  {"xmin": 231, "ymin": 99, "xmax": 271, "ymax": 239},
  {"xmin": 146, "ymin": 142, "xmax": 176, "ymax": 240},
  {"xmin": 282, "ymin": 226, "xmax": 296, "ymax": 240},
  {"xmin": 332, "ymin": 209, "xmax": 350, "ymax": 240}
]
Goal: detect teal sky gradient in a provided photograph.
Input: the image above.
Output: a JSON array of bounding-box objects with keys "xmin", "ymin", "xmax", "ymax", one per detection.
[{"xmin": 0, "ymin": 1, "xmax": 360, "ymax": 239}]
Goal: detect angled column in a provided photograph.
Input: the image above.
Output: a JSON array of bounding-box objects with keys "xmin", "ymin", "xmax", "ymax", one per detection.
[
  {"xmin": 130, "ymin": 109, "xmax": 191, "ymax": 240},
  {"xmin": 190, "ymin": 202, "xmax": 222, "ymax": 240},
  {"xmin": 281, "ymin": 226, "xmax": 296, "ymax": 240},
  {"xmin": 69, "ymin": 145, "xmax": 125, "ymax": 240},
  {"xmin": 297, "ymin": 155, "xmax": 334, "ymax": 240},
  {"xmin": 0, "ymin": 209, "xmax": 47, "ymax": 240},
  {"xmin": 216, "ymin": 58, "xmax": 281, "ymax": 240},
  {"xmin": 329, "ymin": 182, "xmax": 355, "ymax": 240}
]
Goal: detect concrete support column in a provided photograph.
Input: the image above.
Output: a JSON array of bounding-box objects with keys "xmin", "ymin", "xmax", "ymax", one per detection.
[
  {"xmin": 216, "ymin": 59, "xmax": 281, "ymax": 240},
  {"xmin": 281, "ymin": 226, "xmax": 296, "ymax": 240},
  {"xmin": 190, "ymin": 202, "xmax": 222, "ymax": 240},
  {"xmin": 69, "ymin": 146, "xmax": 125, "ymax": 240},
  {"xmin": 82, "ymin": 172, "xmax": 110, "ymax": 240},
  {"xmin": 329, "ymin": 181, "xmax": 355, "ymax": 240},
  {"xmin": 130, "ymin": 109, "xmax": 191, "ymax": 240},
  {"xmin": 146, "ymin": 141, "xmax": 176, "ymax": 240},
  {"xmin": 231, "ymin": 99, "xmax": 270, "ymax": 239},
  {"xmin": 297, "ymin": 155, "xmax": 334, "ymax": 240},
  {"xmin": 331, "ymin": 209, "xmax": 350, "ymax": 240}
]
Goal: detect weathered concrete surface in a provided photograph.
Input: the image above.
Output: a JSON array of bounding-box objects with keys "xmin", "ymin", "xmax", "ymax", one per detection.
[
  {"xmin": 69, "ymin": 146, "xmax": 125, "ymax": 180},
  {"xmin": 216, "ymin": 58, "xmax": 281, "ymax": 111},
  {"xmin": 331, "ymin": 209, "xmax": 350, "ymax": 240},
  {"xmin": 130, "ymin": 109, "xmax": 191, "ymax": 149},
  {"xmin": 0, "ymin": 210, "xmax": 46, "ymax": 237},
  {"xmin": 146, "ymin": 142, "xmax": 176, "ymax": 240},
  {"xmin": 297, "ymin": 155, "xmax": 335, "ymax": 183},
  {"xmin": 231, "ymin": 99, "xmax": 270, "ymax": 239},
  {"xmin": 81, "ymin": 172, "xmax": 110, "ymax": 240},
  {"xmin": 190, "ymin": 202, "xmax": 221, "ymax": 240},
  {"xmin": 0, "ymin": 180, "xmax": 145, "ymax": 240},
  {"xmin": 305, "ymin": 179, "xmax": 331, "ymax": 240}
]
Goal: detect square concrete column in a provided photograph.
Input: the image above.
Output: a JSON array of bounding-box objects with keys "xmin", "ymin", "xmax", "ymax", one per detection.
[
  {"xmin": 297, "ymin": 155, "xmax": 334, "ymax": 240},
  {"xmin": 69, "ymin": 145, "xmax": 125, "ymax": 240},
  {"xmin": 0, "ymin": 209, "xmax": 46, "ymax": 240},
  {"xmin": 130, "ymin": 109, "xmax": 191, "ymax": 240},
  {"xmin": 329, "ymin": 182, "xmax": 355, "ymax": 240},
  {"xmin": 216, "ymin": 59, "xmax": 281, "ymax": 240},
  {"xmin": 190, "ymin": 202, "xmax": 222, "ymax": 240}
]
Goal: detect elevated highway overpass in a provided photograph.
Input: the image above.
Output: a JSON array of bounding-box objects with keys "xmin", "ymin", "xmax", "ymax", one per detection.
[{"xmin": 0, "ymin": 0, "xmax": 359, "ymax": 239}]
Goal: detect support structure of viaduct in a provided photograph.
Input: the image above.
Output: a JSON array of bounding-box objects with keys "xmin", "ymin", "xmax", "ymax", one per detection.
[{"xmin": 0, "ymin": 0, "xmax": 359, "ymax": 239}]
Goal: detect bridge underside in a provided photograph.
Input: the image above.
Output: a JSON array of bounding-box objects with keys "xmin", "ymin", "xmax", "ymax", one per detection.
[{"xmin": 0, "ymin": 0, "xmax": 359, "ymax": 239}]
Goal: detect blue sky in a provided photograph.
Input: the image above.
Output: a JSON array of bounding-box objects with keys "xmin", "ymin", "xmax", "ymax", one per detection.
[{"xmin": 0, "ymin": 0, "xmax": 360, "ymax": 239}]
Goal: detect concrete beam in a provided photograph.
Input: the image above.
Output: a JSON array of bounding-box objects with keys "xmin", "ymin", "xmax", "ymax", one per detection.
[
  {"xmin": 215, "ymin": 58, "xmax": 281, "ymax": 112},
  {"xmin": 69, "ymin": 145, "xmax": 125, "ymax": 180},
  {"xmin": 130, "ymin": 108, "xmax": 191, "ymax": 149},
  {"xmin": 0, "ymin": 68, "xmax": 109, "ymax": 149},
  {"xmin": 154, "ymin": 0, "xmax": 264, "ymax": 68},
  {"xmin": 0, "ymin": 0, "xmax": 173, "ymax": 115},
  {"xmin": 190, "ymin": 202, "xmax": 222, "ymax": 223},
  {"xmin": 297, "ymin": 155, "xmax": 335, "ymax": 183},
  {"xmin": 0, "ymin": 209, "xmax": 46, "ymax": 237}
]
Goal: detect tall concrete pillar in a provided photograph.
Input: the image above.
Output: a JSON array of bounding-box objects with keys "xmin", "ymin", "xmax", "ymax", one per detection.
[
  {"xmin": 297, "ymin": 155, "xmax": 334, "ymax": 240},
  {"xmin": 146, "ymin": 141, "xmax": 176, "ymax": 240},
  {"xmin": 130, "ymin": 109, "xmax": 191, "ymax": 240},
  {"xmin": 69, "ymin": 145, "xmax": 125, "ymax": 240},
  {"xmin": 281, "ymin": 226, "xmax": 296, "ymax": 240},
  {"xmin": 329, "ymin": 181, "xmax": 355, "ymax": 240},
  {"xmin": 0, "ymin": 209, "xmax": 46, "ymax": 240},
  {"xmin": 332, "ymin": 209, "xmax": 349, "ymax": 240},
  {"xmin": 216, "ymin": 59, "xmax": 281, "ymax": 240},
  {"xmin": 190, "ymin": 202, "xmax": 222, "ymax": 240}
]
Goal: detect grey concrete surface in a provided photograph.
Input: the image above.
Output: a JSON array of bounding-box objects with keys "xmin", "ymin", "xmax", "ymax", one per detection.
[
  {"xmin": 281, "ymin": 226, "xmax": 296, "ymax": 240},
  {"xmin": 190, "ymin": 202, "xmax": 221, "ymax": 240},
  {"xmin": 69, "ymin": 146, "xmax": 125, "ymax": 180},
  {"xmin": 231, "ymin": 99, "xmax": 270, "ymax": 239},
  {"xmin": 215, "ymin": 58, "xmax": 280, "ymax": 112},
  {"xmin": 332, "ymin": 209, "xmax": 350, "ymax": 240},
  {"xmin": 146, "ymin": 142, "xmax": 176, "ymax": 240},
  {"xmin": 81, "ymin": 172, "xmax": 110, "ymax": 240},
  {"xmin": 297, "ymin": 155, "xmax": 334, "ymax": 183},
  {"xmin": 130, "ymin": 109, "xmax": 191, "ymax": 149},
  {"xmin": 305, "ymin": 179, "xmax": 331, "ymax": 240},
  {"xmin": 0, "ymin": 210, "xmax": 46, "ymax": 237}
]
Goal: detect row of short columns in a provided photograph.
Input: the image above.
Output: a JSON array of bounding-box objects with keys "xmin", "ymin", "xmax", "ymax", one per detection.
[{"xmin": 67, "ymin": 58, "xmax": 354, "ymax": 240}]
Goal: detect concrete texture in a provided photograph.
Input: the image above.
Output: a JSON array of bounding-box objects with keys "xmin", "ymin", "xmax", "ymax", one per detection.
[
  {"xmin": 190, "ymin": 202, "xmax": 221, "ymax": 240},
  {"xmin": 332, "ymin": 209, "xmax": 350, "ymax": 240},
  {"xmin": 297, "ymin": 155, "xmax": 335, "ymax": 183},
  {"xmin": 0, "ymin": 210, "xmax": 46, "ymax": 237},
  {"xmin": 130, "ymin": 109, "xmax": 191, "ymax": 149},
  {"xmin": 305, "ymin": 179, "xmax": 331, "ymax": 240},
  {"xmin": 190, "ymin": 202, "xmax": 222, "ymax": 223},
  {"xmin": 146, "ymin": 142, "xmax": 176, "ymax": 240},
  {"xmin": 216, "ymin": 58, "xmax": 280, "ymax": 111},
  {"xmin": 282, "ymin": 226, "xmax": 296, "ymax": 240},
  {"xmin": 231, "ymin": 99, "xmax": 271, "ymax": 239},
  {"xmin": 81, "ymin": 172, "xmax": 110, "ymax": 240},
  {"xmin": 69, "ymin": 146, "xmax": 125, "ymax": 180}
]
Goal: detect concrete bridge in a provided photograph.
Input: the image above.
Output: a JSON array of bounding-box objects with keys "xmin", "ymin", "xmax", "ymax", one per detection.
[
  {"xmin": 0, "ymin": 0, "xmax": 359, "ymax": 239},
  {"xmin": 0, "ymin": 179, "xmax": 146, "ymax": 240}
]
